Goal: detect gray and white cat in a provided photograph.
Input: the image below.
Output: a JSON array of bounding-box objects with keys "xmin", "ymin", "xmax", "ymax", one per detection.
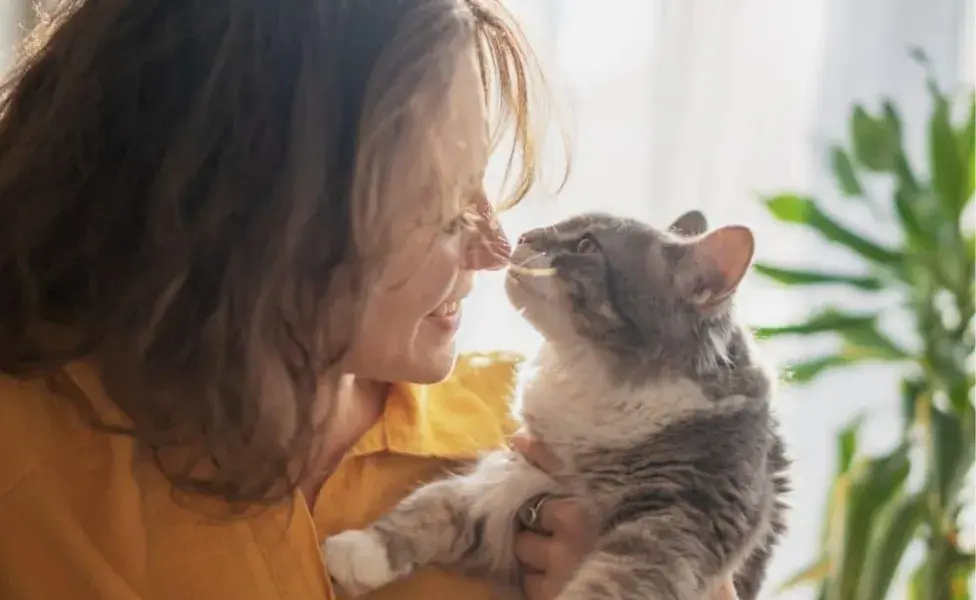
[{"xmin": 324, "ymin": 211, "xmax": 790, "ymax": 600}]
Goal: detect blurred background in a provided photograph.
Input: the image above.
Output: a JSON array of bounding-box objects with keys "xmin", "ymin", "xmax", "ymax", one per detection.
[{"xmin": 2, "ymin": 1, "xmax": 973, "ymax": 599}]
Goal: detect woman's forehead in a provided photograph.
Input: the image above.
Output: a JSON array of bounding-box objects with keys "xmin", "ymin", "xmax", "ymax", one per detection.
[{"xmin": 392, "ymin": 48, "xmax": 489, "ymax": 223}]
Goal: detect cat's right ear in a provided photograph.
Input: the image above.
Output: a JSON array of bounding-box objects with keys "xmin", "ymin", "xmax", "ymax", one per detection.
[
  {"xmin": 674, "ymin": 225, "xmax": 754, "ymax": 309},
  {"xmin": 668, "ymin": 210, "xmax": 708, "ymax": 237}
]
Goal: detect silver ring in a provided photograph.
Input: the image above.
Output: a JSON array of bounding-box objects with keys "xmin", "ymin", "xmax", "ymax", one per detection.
[{"xmin": 517, "ymin": 494, "xmax": 550, "ymax": 531}]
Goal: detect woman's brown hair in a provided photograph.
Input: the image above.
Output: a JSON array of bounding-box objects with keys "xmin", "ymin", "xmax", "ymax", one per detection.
[{"xmin": 0, "ymin": 0, "xmax": 552, "ymax": 505}]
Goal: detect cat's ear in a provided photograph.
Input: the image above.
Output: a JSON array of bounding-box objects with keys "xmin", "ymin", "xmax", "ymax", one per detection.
[
  {"xmin": 675, "ymin": 225, "xmax": 754, "ymax": 308},
  {"xmin": 669, "ymin": 210, "xmax": 708, "ymax": 237}
]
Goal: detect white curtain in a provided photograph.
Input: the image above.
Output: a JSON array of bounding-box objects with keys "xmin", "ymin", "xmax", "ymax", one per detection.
[
  {"xmin": 0, "ymin": 0, "xmax": 32, "ymax": 70},
  {"xmin": 463, "ymin": 2, "xmax": 973, "ymax": 599}
]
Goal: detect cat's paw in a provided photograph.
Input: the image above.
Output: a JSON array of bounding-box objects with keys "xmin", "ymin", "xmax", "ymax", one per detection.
[{"xmin": 324, "ymin": 529, "xmax": 403, "ymax": 598}]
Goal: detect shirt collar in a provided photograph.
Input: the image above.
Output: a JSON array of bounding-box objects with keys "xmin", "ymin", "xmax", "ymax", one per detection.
[
  {"xmin": 66, "ymin": 352, "xmax": 521, "ymax": 463},
  {"xmin": 349, "ymin": 352, "xmax": 521, "ymax": 461}
]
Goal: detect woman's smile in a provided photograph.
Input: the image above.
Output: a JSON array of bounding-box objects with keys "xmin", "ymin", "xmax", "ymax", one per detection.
[{"xmin": 424, "ymin": 298, "xmax": 463, "ymax": 333}]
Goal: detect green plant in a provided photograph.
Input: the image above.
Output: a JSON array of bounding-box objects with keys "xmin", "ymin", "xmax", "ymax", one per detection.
[{"xmin": 755, "ymin": 57, "xmax": 975, "ymax": 600}]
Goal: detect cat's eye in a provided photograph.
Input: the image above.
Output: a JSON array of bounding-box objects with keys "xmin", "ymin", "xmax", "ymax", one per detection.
[{"xmin": 576, "ymin": 236, "xmax": 599, "ymax": 254}]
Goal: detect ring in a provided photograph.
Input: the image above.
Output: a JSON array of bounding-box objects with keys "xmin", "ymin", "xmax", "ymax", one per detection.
[{"xmin": 517, "ymin": 494, "xmax": 550, "ymax": 532}]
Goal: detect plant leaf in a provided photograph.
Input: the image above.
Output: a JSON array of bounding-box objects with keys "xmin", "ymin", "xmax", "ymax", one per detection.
[
  {"xmin": 757, "ymin": 310, "xmax": 909, "ymax": 360},
  {"xmin": 836, "ymin": 416, "xmax": 863, "ymax": 474},
  {"xmin": 885, "ymin": 100, "xmax": 922, "ymax": 196},
  {"xmin": 765, "ymin": 194, "xmax": 814, "ymax": 222},
  {"xmin": 909, "ymin": 46, "xmax": 930, "ymax": 66},
  {"xmin": 883, "ymin": 99, "xmax": 904, "ymax": 144},
  {"xmin": 763, "ymin": 195, "xmax": 903, "ymax": 267},
  {"xmin": 755, "ymin": 309, "xmax": 876, "ymax": 337},
  {"xmin": 900, "ymin": 378, "xmax": 926, "ymax": 432},
  {"xmin": 806, "ymin": 204, "xmax": 903, "ymax": 268},
  {"xmin": 777, "ymin": 555, "xmax": 832, "ymax": 592},
  {"xmin": 838, "ymin": 326, "xmax": 912, "ymax": 361},
  {"xmin": 752, "ymin": 263, "xmax": 885, "ymax": 290},
  {"xmin": 856, "ymin": 493, "xmax": 926, "ymax": 600},
  {"xmin": 893, "ymin": 185, "xmax": 931, "ymax": 249},
  {"xmin": 930, "ymin": 91, "xmax": 967, "ymax": 217},
  {"xmin": 908, "ymin": 560, "xmax": 930, "ymax": 600},
  {"xmin": 958, "ymin": 93, "xmax": 975, "ymax": 209},
  {"xmin": 950, "ymin": 553, "xmax": 974, "ymax": 600},
  {"xmin": 818, "ymin": 418, "xmax": 864, "ymax": 552},
  {"xmin": 851, "ymin": 105, "xmax": 899, "ymax": 172},
  {"xmin": 831, "ymin": 146, "xmax": 864, "ymax": 196},
  {"xmin": 833, "ymin": 446, "xmax": 912, "ymax": 600},
  {"xmin": 781, "ymin": 355, "xmax": 854, "ymax": 384},
  {"xmin": 930, "ymin": 403, "xmax": 976, "ymax": 514}
]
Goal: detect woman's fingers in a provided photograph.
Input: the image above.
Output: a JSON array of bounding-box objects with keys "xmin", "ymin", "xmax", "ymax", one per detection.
[
  {"xmin": 510, "ymin": 433, "xmax": 563, "ymax": 473},
  {"xmin": 522, "ymin": 572, "xmax": 559, "ymax": 600},
  {"xmin": 535, "ymin": 497, "xmax": 594, "ymax": 540},
  {"xmin": 513, "ymin": 531, "xmax": 550, "ymax": 572}
]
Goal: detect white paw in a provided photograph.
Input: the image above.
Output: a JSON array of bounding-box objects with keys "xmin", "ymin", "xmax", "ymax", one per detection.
[{"xmin": 324, "ymin": 530, "xmax": 401, "ymax": 598}]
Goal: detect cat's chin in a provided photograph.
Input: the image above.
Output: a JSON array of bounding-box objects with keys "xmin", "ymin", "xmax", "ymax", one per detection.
[{"xmin": 505, "ymin": 299, "xmax": 564, "ymax": 344}]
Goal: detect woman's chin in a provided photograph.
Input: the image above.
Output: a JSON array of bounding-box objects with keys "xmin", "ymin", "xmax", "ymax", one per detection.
[{"xmin": 404, "ymin": 342, "xmax": 459, "ymax": 384}]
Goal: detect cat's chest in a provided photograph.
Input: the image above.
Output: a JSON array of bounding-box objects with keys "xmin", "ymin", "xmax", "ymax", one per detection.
[{"xmin": 520, "ymin": 368, "xmax": 717, "ymax": 450}]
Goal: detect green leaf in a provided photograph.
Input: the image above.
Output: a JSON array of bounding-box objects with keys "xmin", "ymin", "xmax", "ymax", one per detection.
[
  {"xmin": 909, "ymin": 46, "xmax": 930, "ymax": 66},
  {"xmin": 765, "ymin": 194, "xmax": 814, "ymax": 222},
  {"xmin": 900, "ymin": 378, "xmax": 926, "ymax": 432},
  {"xmin": 959, "ymin": 93, "xmax": 975, "ymax": 207},
  {"xmin": 831, "ymin": 146, "xmax": 864, "ymax": 196},
  {"xmin": 930, "ymin": 403, "xmax": 976, "ymax": 514},
  {"xmin": 752, "ymin": 263, "xmax": 885, "ymax": 290},
  {"xmin": 807, "ymin": 206, "xmax": 903, "ymax": 268},
  {"xmin": 950, "ymin": 554, "xmax": 974, "ymax": 600},
  {"xmin": 908, "ymin": 560, "xmax": 930, "ymax": 600},
  {"xmin": 836, "ymin": 416, "xmax": 863, "ymax": 474},
  {"xmin": 893, "ymin": 185, "xmax": 929, "ymax": 247},
  {"xmin": 818, "ymin": 418, "xmax": 864, "ymax": 553},
  {"xmin": 782, "ymin": 355, "xmax": 854, "ymax": 384},
  {"xmin": 833, "ymin": 446, "xmax": 912, "ymax": 600},
  {"xmin": 884, "ymin": 101, "xmax": 923, "ymax": 193},
  {"xmin": 756, "ymin": 309, "xmax": 876, "ymax": 337},
  {"xmin": 930, "ymin": 92, "xmax": 967, "ymax": 217},
  {"xmin": 763, "ymin": 195, "xmax": 902, "ymax": 267},
  {"xmin": 777, "ymin": 555, "xmax": 832, "ymax": 592},
  {"xmin": 851, "ymin": 105, "xmax": 899, "ymax": 172},
  {"xmin": 883, "ymin": 100, "xmax": 904, "ymax": 144},
  {"xmin": 757, "ymin": 310, "xmax": 909, "ymax": 360},
  {"xmin": 838, "ymin": 326, "xmax": 912, "ymax": 361},
  {"xmin": 856, "ymin": 494, "xmax": 926, "ymax": 600}
]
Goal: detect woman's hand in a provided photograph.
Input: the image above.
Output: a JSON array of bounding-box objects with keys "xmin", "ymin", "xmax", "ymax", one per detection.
[
  {"xmin": 510, "ymin": 434, "xmax": 740, "ymax": 600},
  {"xmin": 510, "ymin": 435, "xmax": 596, "ymax": 600}
]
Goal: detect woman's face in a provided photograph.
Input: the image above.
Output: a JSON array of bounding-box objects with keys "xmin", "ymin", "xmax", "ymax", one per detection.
[{"xmin": 345, "ymin": 47, "xmax": 510, "ymax": 384}]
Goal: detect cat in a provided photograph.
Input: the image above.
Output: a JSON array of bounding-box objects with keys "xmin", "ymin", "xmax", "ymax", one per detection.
[{"xmin": 323, "ymin": 210, "xmax": 791, "ymax": 600}]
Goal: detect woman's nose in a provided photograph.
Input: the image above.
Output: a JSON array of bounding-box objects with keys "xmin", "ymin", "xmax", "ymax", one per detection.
[{"xmin": 462, "ymin": 204, "xmax": 511, "ymax": 271}]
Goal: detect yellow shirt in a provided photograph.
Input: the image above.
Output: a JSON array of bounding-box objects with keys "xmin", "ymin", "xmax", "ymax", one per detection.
[{"xmin": 0, "ymin": 352, "xmax": 522, "ymax": 599}]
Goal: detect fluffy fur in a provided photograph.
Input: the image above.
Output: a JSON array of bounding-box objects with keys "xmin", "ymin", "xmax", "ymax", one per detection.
[{"xmin": 324, "ymin": 210, "xmax": 790, "ymax": 600}]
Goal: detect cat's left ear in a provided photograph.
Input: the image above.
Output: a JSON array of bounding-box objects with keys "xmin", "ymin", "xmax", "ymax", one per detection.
[
  {"xmin": 675, "ymin": 225, "xmax": 754, "ymax": 308},
  {"xmin": 669, "ymin": 210, "xmax": 708, "ymax": 236}
]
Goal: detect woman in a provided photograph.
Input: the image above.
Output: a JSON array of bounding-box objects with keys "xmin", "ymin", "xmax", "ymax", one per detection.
[{"xmin": 0, "ymin": 1, "xmax": 738, "ymax": 599}]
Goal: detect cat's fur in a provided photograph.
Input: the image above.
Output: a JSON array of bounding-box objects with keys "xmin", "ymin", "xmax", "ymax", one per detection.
[{"xmin": 324, "ymin": 211, "xmax": 790, "ymax": 600}]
